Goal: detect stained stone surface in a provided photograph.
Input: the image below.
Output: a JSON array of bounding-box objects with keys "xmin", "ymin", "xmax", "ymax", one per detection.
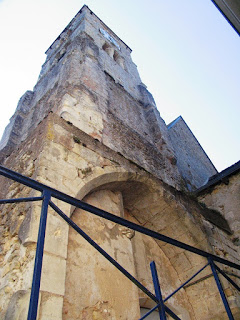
[{"xmin": 0, "ymin": 5, "xmax": 239, "ymax": 320}]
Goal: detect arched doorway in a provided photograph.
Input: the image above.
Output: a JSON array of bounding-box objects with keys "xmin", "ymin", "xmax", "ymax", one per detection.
[
  {"xmin": 62, "ymin": 176, "xmax": 224, "ymax": 319},
  {"xmin": 62, "ymin": 189, "xmax": 139, "ymax": 319}
]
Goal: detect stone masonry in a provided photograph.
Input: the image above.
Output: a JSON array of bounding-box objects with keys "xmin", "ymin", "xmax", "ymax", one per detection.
[{"xmin": 0, "ymin": 5, "xmax": 239, "ymax": 320}]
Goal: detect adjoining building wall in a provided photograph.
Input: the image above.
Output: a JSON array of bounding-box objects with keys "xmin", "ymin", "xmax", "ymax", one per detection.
[
  {"xmin": 198, "ymin": 167, "xmax": 240, "ymax": 248},
  {"xmin": 168, "ymin": 116, "xmax": 217, "ymax": 191}
]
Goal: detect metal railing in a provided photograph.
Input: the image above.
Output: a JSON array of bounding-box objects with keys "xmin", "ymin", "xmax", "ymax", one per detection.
[{"xmin": 0, "ymin": 165, "xmax": 239, "ymax": 319}]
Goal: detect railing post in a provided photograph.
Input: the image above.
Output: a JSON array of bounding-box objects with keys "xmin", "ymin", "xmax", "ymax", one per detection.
[
  {"xmin": 27, "ymin": 190, "xmax": 51, "ymax": 320},
  {"xmin": 208, "ymin": 258, "xmax": 234, "ymax": 320},
  {"xmin": 150, "ymin": 261, "xmax": 167, "ymax": 320}
]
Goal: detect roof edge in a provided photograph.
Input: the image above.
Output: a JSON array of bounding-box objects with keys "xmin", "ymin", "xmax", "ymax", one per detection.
[{"xmin": 196, "ymin": 160, "xmax": 240, "ymax": 195}]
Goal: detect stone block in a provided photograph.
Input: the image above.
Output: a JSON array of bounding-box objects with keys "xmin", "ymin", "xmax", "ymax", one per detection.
[
  {"xmin": 4, "ymin": 290, "xmax": 41, "ymax": 320},
  {"xmin": 40, "ymin": 253, "xmax": 66, "ymax": 296},
  {"xmin": 36, "ymin": 177, "xmax": 71, "ymax": 195},
  {"xmin": 39, "ymin": 293, "xmax": 63, "ymax": 320},
  {"xmin": 64, "ymin": 151, "xmax": 89, "ymax": 168},
  {"xmin": 51, "ymin": 124, "xmax": 75, "ymax": 151},
  {"xmin": 39, "ymin": 160, "xmax": 78, "ymax": 181},
  {"xmin": 50, "ymin": 199, "xmax": 72, "ymax": 217},
  {"xmin": 61, "ymin": 176, "xmax": 85, "ymax": 198},
  {"xmin": 170, "ymin": 252, "xmax": 192, "ymax": 276},
  {"xmin": 44, "ymin": 213, "xmax": 69, "ymax": 258},
  {"xmin": 184, "ymin": 250, "xmax": 206, "ymax": 267},
  {"xmin": 149, "ymin": 210, "xmax": 179, "ymax": 233},
  {"xmin": 57, "ymin": 90, "xmax": 103, "ymax": 141},
  {"xmin": 160, "ymin": 242, "xmax": 184, "ymax": 259},
  {"xmin": 72, "ymin": 143, "xmax": 101, "ymax": 166}
]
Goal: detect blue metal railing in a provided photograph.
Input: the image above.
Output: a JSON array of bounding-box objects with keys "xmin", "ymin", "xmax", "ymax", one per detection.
[{"xmin": 0, "ymin": 165, "xmax": 239, "ymax": 319}]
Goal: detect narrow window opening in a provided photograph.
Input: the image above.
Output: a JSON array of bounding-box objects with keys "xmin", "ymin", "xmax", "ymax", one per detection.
[
  {"xmin": 102, "ymin": 42, "xmax": 110, "ymax": 52},
  {"xmin": 114, "ymin": 50, "xmax": 125, "ymax": 69},
  {"xmin": 102, "ymin": 42, "xmax": 114, "ymax": 58}
]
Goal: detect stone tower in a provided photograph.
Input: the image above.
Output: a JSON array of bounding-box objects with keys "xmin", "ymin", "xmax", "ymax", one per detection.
[{"xmin": 0, "ymin": 5, "xmax": 239, "ymax": 320}]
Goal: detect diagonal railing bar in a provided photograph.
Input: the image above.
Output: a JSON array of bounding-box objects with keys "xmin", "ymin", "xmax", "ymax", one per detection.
[
  {"xmin": 49, "ymin": 200, "xmax": 181, "ymax": 320},
  {"xmin": 209, "ymin": 258, "xmax": 234, "ymax": 320},
  {"xmin": 1, "ymin": 165, "xmax": 240, "ymax": 319},
  {"xmin": 139, "ymin": 303, "xmax": 161, "ymax": 320},
  {"xmin": 214, "ymin": 264, "xmax": 240, "ymax": 292},
  {"xmin": 225, "ymin": 271, "xmax": 240, "ymax": 281},
  {"xmin": 0, "ymin": 165, "xmax": 239, "ymax": 271},
  {"xmin": 141, "ymin": 263, "xmax": 212, "ymax": 319},
  {"xmin": 0, "ymin": 196, "xmax": 43, "ymax": 204},
  {"xmin": 164, "ymin": 262, "xmax": 210, "ymax": 302}
]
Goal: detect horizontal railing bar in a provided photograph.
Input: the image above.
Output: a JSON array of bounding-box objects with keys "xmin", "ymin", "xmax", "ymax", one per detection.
[
  {"xmin": 214, "ymin": 264, "xmax": 240, "ymax": 292},
  {"xmin": 1, "ymin": 165, "xmax": 240, "ymax": 271},
  {"xmin": 49, "ymin": 200, "xmax": 180, "ymax": 320},
  {"xmin": 45, "ymin": 196, "xmax": 240, "ymax": 271},
  {"xmin": 0, "ymin": 166, "xmax": 46, "ymax": 193},
  {"xmin": 0, "ymin": 196, "xmax": 43, "ymax": 204},
  {"xmin": 164, "ymin": 262, "xmax": 210, "ymax": 302}
]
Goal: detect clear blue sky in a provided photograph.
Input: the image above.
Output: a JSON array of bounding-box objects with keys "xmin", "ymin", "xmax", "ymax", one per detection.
[{"xmin": 0, "ymin": 0, "xmax": 239, "ymax": 172}]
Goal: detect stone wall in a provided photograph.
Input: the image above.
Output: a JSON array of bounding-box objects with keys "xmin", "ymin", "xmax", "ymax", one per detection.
[
  {"xmin": 0, "ymin": 5, "xmax": 239, "ymax": 319},
  {"xmin": 63, "ymin": 190, "xmax": 140, "ymax": 320},
  {"xmin": 0, "ymin": 5, "xmax": 182, "ymax": 190},
  {"xmin": 198, "ymin": 171, "xmax": 240, "ymax": 240},
  {"xmin": 168, "ymin": 116, "xmax": 217, "ymax": 191},
  {"xmin": 0, "ymin": 113, "xmax": 238, "ymax": 319},
  {"xmin": 0, "ymin": 121, "xmax": 45, "ymax": 319}
]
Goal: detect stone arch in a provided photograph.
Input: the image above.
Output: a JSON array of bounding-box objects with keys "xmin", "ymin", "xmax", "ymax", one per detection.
[
  {"xmin": 62, "ymin": 170, "xmax": 221, "ymax": 319},
  {"xmin": 72, "ymin": 170, "xmax": 135, "ymax": 204}
]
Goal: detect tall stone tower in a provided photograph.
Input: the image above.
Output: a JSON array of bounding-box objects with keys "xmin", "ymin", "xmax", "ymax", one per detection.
[{"xmin": 0, "ymin": 5, "xmax": 239, "ymax": 320}]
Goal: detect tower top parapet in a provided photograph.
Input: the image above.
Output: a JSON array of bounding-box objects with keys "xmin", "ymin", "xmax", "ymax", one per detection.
[{"xmin": 45, "ymin": 5, "xmax": 132, "ymax": 59}]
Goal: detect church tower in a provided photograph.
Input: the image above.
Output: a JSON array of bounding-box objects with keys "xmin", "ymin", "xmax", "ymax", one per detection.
[{"xmin": 0, "ymin": 5, "xmax": 239, "ymax": 320}]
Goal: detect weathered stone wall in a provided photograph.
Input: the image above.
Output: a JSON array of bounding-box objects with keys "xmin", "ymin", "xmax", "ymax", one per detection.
[
  {"xmin": 198, "ymin": 172, "xmax": 240, "ymax": 301},
  {"xmin": 0, "ymin": 6, "xmax": 219, "ymax": 194},
  {"xmin": 0, "ymin": 121, "xmax": 46, "ymax": 319},
  {"xmin": 63, "ymin": 190, "xmax": 140, "ymax": 320},
  {"xmin": 196, "ymin": 173, "xmax": 240, "ymax": 318},
  {"xmin": 0, "ymin": 5, "xmax": 182, "ymax": 190},
  {"xmin": 198, "ymin": 172, "xmax": 240, "ymax": 240},
  {"xmin": 0, "ymin": 5, "xmax": 239, "ymax": 320},
  {"xmin": 0, "ymin": 113, "xmax": 239, "ymax": 319}
]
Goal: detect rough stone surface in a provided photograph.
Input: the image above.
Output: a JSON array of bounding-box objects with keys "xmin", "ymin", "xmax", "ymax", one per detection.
[
  {"xmin": 0, "ymin": 4, "xmax": 239, "ymax": 320},
  {"xmin": 0, "ymin": 5, "xmax": 184, "ymax": 190},
  {"xmin": 0, "ymin": 104, "xmax": 238, "ymax": 320},
  {"xmin": 63, "ymin": 190, "xmax": 140, "ymax": 320},
  {"xmin": 199, "ymin": 171, "xmax": 240, "ymax": 238}
]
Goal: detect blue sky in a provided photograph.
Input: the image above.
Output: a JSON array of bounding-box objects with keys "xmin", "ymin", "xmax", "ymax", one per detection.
[{"xmin": 0, "ymin": 0, "xmax": 239, "ymax": 172}]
